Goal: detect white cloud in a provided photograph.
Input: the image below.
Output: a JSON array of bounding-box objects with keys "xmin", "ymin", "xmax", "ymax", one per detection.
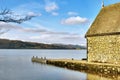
[
  {"xmin": 27, "ymin": 12, "xmax": 42, "ymax": 16},
  {"xmin": 61, "ymin": 16, "xmax": 88, "ymax": 25},
  {"xmin": 51, "ymin": 12, "xmax": 59, "ymax": 16},
  {"xmin": 0, "ymin": 22, "xmax": 47, "ymax": 33},
  {"xmin": 29, "ymin": 34, "xmax": 86, "ymax": 45},
  {"xmin": 12, "ymin": 2, "xmax": 42, "ymax": 17},
  {"xmin": 13, "ymin": 2, "xmax": 43, "ymax": 12},
  {"xmin": 0, "ymin": 22, "xmax": 86, "ymax": 45},
  {"xmin": 68, "ymin": 12, "xmax": 78, "ymax": 16},
  {"xmin": 44, "ymin": 1, "xmax": 59, "ymax": 16},
  {"xmin": 0, "ymin": 22, "xmax": 75, "ymax": 35},
  {"xmin": 45, "ymin": 2, "xmax": 58, "ymax": 12}
]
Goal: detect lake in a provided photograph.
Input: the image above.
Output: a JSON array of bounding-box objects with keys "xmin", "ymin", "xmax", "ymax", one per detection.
[{"xmin": 0, "ymin": 49, "xmax": 117, "ymax": 80}]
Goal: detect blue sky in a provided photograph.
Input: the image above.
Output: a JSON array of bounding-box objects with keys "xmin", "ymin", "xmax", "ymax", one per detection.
[{"xmin": 0, "ymin": 0, "xmax": 120, "ymax": 45}]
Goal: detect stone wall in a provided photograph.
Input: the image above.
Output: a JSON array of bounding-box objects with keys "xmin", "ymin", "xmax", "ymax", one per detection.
[
  {"xmin": 46, "ymin": 59, "xmax": 120, "ymax": 75},
  {"xmin": 87, "ymin": 73, "xmax": 120, "ymax": 80},
  {"xmin": 32, "ymin": 58, "xmax": 120, "ymax": 76},
  {"xmin": 87, "ymin": 35, "xmax": 120, "ymax": 64}
]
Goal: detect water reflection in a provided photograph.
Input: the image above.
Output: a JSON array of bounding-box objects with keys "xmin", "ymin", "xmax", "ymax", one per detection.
[{"xmin": 0, "ymin": 49, "xmax": 119, "ymax": 80}]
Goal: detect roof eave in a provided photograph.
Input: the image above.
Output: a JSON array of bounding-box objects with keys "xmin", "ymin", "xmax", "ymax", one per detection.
[{"xmin": 85, "ymin": 32, "xmax": 120, "ymax": 37}]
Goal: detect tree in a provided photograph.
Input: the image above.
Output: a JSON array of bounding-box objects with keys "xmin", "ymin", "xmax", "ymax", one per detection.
[
  {"xmin": 0, "ymin": 9, "xmax": 37, "ymax": 35},
  {"xmin": 0, "ymin": 9, "xmax": 36, "ymax": 24}
]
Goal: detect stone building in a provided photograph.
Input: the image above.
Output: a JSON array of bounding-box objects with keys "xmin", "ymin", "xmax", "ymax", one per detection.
[{"xmin": 85, "ymin": 3, "xmax": 120, "ymax": 64}]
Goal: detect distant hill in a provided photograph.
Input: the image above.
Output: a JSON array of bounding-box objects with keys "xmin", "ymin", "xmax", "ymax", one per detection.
[{"xmin": 0, "ymin": 39, "xmax": 86, "ymax": 49}]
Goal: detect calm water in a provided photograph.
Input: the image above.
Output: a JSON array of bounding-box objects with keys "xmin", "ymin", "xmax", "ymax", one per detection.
[{"xmin": 0, "ymin": 49, "xmax": 118, "ymax": 80}]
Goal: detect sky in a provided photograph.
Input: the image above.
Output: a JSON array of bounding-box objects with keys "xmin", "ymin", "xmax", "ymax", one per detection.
[{"xmin": 0, "ymin": 0, "xmax": 120, "ymax": 46}]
